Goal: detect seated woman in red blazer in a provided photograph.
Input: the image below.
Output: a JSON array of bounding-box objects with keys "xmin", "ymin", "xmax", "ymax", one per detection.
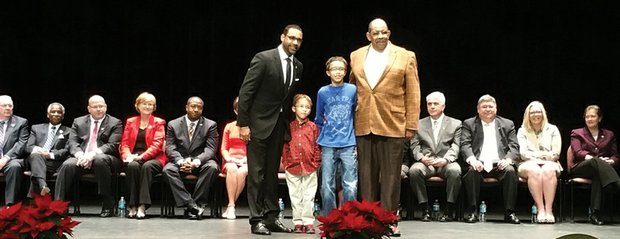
[
  {"xmin": 570, "ymin": 105, "xmax": 620, "ymax": 225},
  {"xmin": 120, "ymin": 92, "xmax": 167, "ymax": 219}
]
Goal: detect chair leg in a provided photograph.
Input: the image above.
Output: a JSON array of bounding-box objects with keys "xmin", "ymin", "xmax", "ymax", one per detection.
[
  {"xmin": 73, "ymin": 179, "xmax": 81, "ymax": 216},
  {"xmin": 570, "ymin": 181, "xmax": 574, "ymax": 223}
]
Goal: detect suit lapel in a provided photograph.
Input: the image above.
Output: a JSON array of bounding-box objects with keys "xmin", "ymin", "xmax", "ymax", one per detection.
[
  {"xmin": 374, "ymin": 46, "xmax": 397, "ymax": 89},
  {"xmin": 353, "ymin": 46, "xmax": 371, "ymax": 89}
]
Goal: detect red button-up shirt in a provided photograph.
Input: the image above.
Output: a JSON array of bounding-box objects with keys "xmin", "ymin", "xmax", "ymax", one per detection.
[{"xmin": 282, "ymin": 119, "xmax": 321, "ymax": 176}]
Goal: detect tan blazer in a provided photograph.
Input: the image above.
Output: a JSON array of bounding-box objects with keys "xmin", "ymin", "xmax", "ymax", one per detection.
[{"xmin": 349, "ymin": 43, "xmax": 421, "ymax": 138}]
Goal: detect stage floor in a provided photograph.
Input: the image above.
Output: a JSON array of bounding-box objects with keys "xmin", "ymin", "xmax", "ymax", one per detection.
[{"xmin": 70, "ymin": 205, "xmax": 616, "ymax": 239}]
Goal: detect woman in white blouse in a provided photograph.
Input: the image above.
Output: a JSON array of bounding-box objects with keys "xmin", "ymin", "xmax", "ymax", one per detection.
[{"xmin": 517, "ymin": 101, "xmax": 562, "ymax": 224}]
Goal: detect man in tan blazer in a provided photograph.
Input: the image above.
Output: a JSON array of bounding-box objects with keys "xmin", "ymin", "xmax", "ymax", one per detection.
[{"xmin": 350, "ymin": 18, "xmax": 421, "ymax": 237}]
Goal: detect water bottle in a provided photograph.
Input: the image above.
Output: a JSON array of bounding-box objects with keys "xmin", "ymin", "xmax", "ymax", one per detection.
[
  {"xmin": 531, "ymin": 205, "xmax": 538, "ymax": 223},
  {"xmin": 432, "ymin": 200, "xmax": 441, "ymax": 221},
  {"xmin": 479, "ymin": 201, "xmax": 487, "ymax": 222},
  {"xmin": 278, "ymin": 198, "xmax": 285, "ymax": 220},
  {"xmin": 313, "ymin": 199, "xmax": 321, "ymax": 217},
  {"xmin": 117, "ymin": 196, "xmax": 126, "ymax": 218}
]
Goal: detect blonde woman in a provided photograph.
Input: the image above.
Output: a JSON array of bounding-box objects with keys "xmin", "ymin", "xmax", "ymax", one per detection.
[{"xmin": 517, "ymin": 101, "xmax": 561, "ymax": 223}]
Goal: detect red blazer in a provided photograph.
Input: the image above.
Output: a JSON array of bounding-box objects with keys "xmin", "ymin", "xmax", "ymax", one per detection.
[
  {"xmin": 570, "ymin": 127, "xmax": 619, "ymax": 168},
  {"xmin": 120, "ymin": 115, "xmax": 167, "ymax": 166}
]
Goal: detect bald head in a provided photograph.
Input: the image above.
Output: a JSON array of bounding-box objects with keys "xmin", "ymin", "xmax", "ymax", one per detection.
[
  {"xmin": 368, "ymin": 18, "xmax": 388, "ymax": 32},
  {"xmin": 0, "ymin": 95, "xmax": 14, "ymax": 120},
  {"xmin": 366, "ymin": 18, "xmax": 391, "ymax": 52},
  {"xmin": 87, "ymin": 95, "xmax": 107, "ymax": 120}
]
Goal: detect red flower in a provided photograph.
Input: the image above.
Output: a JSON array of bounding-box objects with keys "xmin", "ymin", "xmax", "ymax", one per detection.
[
  {"xmin": 0, "ymin": 194, "xmax": 79, "ymax": 239},
  {"xmin": 57, "ymin": 217, "xmax": 81, "ymax": 237},
  {"xmin": 317, "ymin": 200, "xmax": 397, "ymax": 239}
]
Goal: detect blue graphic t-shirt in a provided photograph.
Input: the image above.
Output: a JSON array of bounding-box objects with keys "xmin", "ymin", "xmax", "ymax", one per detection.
[{"xmin": 314, "ymin": 83, "xmax": 357, "ymax": 147}]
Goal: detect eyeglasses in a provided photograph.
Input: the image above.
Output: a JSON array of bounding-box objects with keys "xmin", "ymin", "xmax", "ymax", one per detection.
[
  {"xmin": 329, "ymin": 67, "xmax": 346, "ymax": 72},
  {"xmin": 286, "ymin": 35, "xmax": 303, "ymax": 43}
]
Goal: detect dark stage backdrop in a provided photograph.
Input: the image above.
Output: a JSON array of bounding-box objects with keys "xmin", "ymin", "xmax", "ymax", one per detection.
[{"xmin": 1, "ymin": 1, "xmax": 619, "ymax": 162}]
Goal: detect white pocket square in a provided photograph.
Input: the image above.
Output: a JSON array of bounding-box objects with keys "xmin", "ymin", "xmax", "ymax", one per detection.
[{"xmin": 294, "ymin": 78, "xmax": 300, "ymax": 82}]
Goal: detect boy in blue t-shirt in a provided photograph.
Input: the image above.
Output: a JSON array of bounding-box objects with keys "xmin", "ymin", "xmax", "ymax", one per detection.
[{"xmin": 314, "ymin": 56, "xmax": 357, "ymax": 216}]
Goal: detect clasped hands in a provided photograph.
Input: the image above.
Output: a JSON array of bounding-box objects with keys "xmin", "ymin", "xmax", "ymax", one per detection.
[
  {"xmin": 470, "ymin": 158, "xmax": 512, "ymax": 172},
  {"xmin": 123, "ymin": 154, "xmax": 143, "ymax": 163},
  {"xmin": 178, "ymin": 158, "xmax": 201, "ymax": 173},
  {"xmin": 76, "ymin": 152, "xmax": 97, "ymax": 169},
  {"xmin": 585, "ymin": 154, "xmax": 614, "ymax": 165},
  {"xmin": 420, "ymin": 153, "xmax": 448, "ymax": 168}
]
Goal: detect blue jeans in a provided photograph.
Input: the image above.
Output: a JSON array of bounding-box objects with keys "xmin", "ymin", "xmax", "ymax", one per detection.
[{"xmin": 320, "ymin": 146, "xmax": 358, "ymax": 215}]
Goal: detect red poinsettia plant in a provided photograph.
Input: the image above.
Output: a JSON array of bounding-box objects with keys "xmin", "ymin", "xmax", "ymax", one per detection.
[
  {"xmin": 318, "ymin": 200, "xmax": 398, "ymax": 239},
  {"xmin": 0, "ymin": 193, "xmax": 80, "ymax": 239}
]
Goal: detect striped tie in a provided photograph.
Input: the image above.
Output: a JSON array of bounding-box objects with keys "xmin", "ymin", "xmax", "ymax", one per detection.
[
  {"xmin": 188, "ymin": 122, "xmax": 195, "ymax": 141},
  {"xmin": 43, "ymin": 126, "xmax": 57, "ymax": 151}
]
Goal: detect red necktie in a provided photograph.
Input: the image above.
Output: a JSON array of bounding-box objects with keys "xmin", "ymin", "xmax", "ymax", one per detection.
[{"xmin": 87, "ymin": 120, "xmax": 99, "ymax": 152}]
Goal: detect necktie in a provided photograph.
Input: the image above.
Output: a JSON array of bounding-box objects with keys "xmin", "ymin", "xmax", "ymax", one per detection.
[
  {"xmin": 87, "ymin": 121, "xmax": 99, "ymax": 152},
  {"xmin": 432, "ymin": 120, "xmax": 439, "ymax": 144},
  {"xmin": 285, "ymin": 58, "xmax": 292, "ymax": 88},
  {"xmin": 0, "ymin": 121, "xmax": 5, "ymax": 157},
  {"xmin": 43, "ymin": 126, "xmax": 57, "ymax": 151},
  {"xmin": 188, "ymin": 122, "xmax": 195, "ymax": 141},
  {"xmin": 0, "ymin": 121, "xmax": 5, "ymax": 147}
]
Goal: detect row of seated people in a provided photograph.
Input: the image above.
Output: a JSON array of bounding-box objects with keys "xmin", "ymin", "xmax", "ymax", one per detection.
[
  {"xmin": 398, "ymin": 92, "xmax": 619, "ymax": 225},
  {"xmin": 2, "ymin": 92, "xmax": 618, "ymax": 226},
  {"xmin": 0, "ymin": 93, "xmax": 226, "ymax": 220}
]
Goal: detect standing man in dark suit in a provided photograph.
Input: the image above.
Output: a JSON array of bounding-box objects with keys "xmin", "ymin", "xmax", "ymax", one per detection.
[
  {"xmin": 350, "ymin": 18, "xmax": 421, "ymax": 236},
  {"xmin": 0, "ymin": 95, "xmax": 30, "ymax": 205},
  {"xmin": 408, "ymin": 91, "xmax": 462, "ymax": 222},
  {"xmin": 26, "ymin": 102, "xmax": 70, "ymax": 197},
  {"xmin": 163, "ymin": 96, "xmax": 219, "ymax": 220},
  {"xmin": 54, "ymin": 95, "xmax": 123, "ymax": 217},
  {"xmin": 237, "ymin": 24, "xmax": 303, "ymax": 235},
  {"xmin": 461, "ymin": 94, "xmax": 520, "ymax": 224}
]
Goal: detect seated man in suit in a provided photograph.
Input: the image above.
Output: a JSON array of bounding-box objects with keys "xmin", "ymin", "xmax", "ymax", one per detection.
[
  {"xmin": 0, "ymin": 95, "xmax": 30, "ymax": 205},
  {"xmin": 461, "ymin": 94, "xmax": 520, "ymax": 224},
  {"xmin": 408, "ymin": 91, "xmax": 462, "ymax": 222},
  {"xmin": 54, "ymin": 95, "xmax": 123, "ymax": 217},
  {"xmin": 163, "ymin": 96, "xmax": 220, "ymax": 220},
  {"xmin": 26, "ymin": 102, "xmax": 71, "ymax": 197}
]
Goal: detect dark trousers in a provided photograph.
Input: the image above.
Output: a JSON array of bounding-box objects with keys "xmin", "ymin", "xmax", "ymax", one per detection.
[
  {"xmin": 246, "ymin": 117, "xmax": 286, "ymax": 225},
  {"xmin": 571, "ymin": 157, "xmax": 620, "ymax": 210},
  {"xmin": 409, "ymin": 161, "xmax": 462, "ymax": 204},
  {"xmin": 2, "ymin": 159, "xmax": 24, "ymax": 205},
  {"xmin": 125, "ymin": 159, "xmax": 162, "ymax": 207},
  {"xmin": 27, "ymin": 153, "xmax": 62, "ymax": 196},
  {"xmin": 54, "ymin": 154, "xmax": 119, "ymax": 208},
  {"xmin": 357, "ymin": 134, "xmax": 404, "ymax": 211},
  {"xmin": 162, "ymin": 159, "xmax": 218, "ymax": 207},
  {"xmin": 462, "ymin": 164, "xmax": 518, "ymax": 212}
]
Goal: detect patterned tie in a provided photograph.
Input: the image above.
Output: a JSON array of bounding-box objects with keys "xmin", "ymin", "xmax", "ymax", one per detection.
[
  {"xmin": 43, "ymin": 126, "xmax": 57, "ymax": 151},
  {"xmin": 285, "ymin": 58, "xmax": 292, "ymax": 88},
  {"xmin": 432, "ymin": 120, "xmax": 439, "ymax": 144},
  {"xmin": 188, "ymin": 122, "xmax": 195, "ymax": 141},
  {"xmin": 87, "ymin": 121, "xmax": 99, "ymax": 152},
  {"xmin": 0, "ymin": 121, "xmax": 5, "ymax": 157}
]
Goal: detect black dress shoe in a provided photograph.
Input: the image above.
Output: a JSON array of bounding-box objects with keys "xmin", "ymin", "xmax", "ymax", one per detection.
[
  {"xmin": 464, "ymin": 213, "xmax": 477, "ymax": 223},
  {"xmin": 265, "ymin": 219, "xmax": 293, "ymax": 233},
  {"xmin": 421, "ymin": 210, "xmax": 432, "ymax": 222},
  {"xmin": 100, "ymin": 208, "xmax": 113, "ymax": 217},
  {"xmin": 251, "ymin": 222, "xmax": 271, "ymax": 235},
  {"xmin": 439, "ymin": 214, "xmax": 453, "ymax": 222},
  {"xmin": 504, "ymin": 213, "xmax": 520, "ymax": 224},
  {"xmin": 187, "ymin": 205, "xmax": 205, "ymax": 220},
  {"xmin": 589, "ymin": 214, "xmax": 604, "ymax": 225}
]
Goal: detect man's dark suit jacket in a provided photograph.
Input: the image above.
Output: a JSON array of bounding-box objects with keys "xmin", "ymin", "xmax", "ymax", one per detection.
[
  {"xmin": 68, "ymin": 114, "xmax": 123, "ymax": 157},
  {"xmin": 1, "ymin": 115, "xmax": 29, "ymax": 160},
  {"xmin": 165, "ymin": 116, "xmax": 219, "ymax": 165},
  {"xmin": 237, "ymin": 48, "xmax": 303, "ymax": 140},
  {"xmin": 460, "ymin": 116, "xmax": 519, "ymax": 163},
  {"xmin": 26, "ymin": 124, "xmax": 70, "ymax": 160},
  {"xmin": 570, "ymin": 127, "xmax": 619, "ymax": 168}
]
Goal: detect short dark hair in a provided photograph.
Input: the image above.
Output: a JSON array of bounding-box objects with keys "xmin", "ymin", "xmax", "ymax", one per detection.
[{"xmin": 283, "ymin": 24, "xmax": 302, "ymax": 35}]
